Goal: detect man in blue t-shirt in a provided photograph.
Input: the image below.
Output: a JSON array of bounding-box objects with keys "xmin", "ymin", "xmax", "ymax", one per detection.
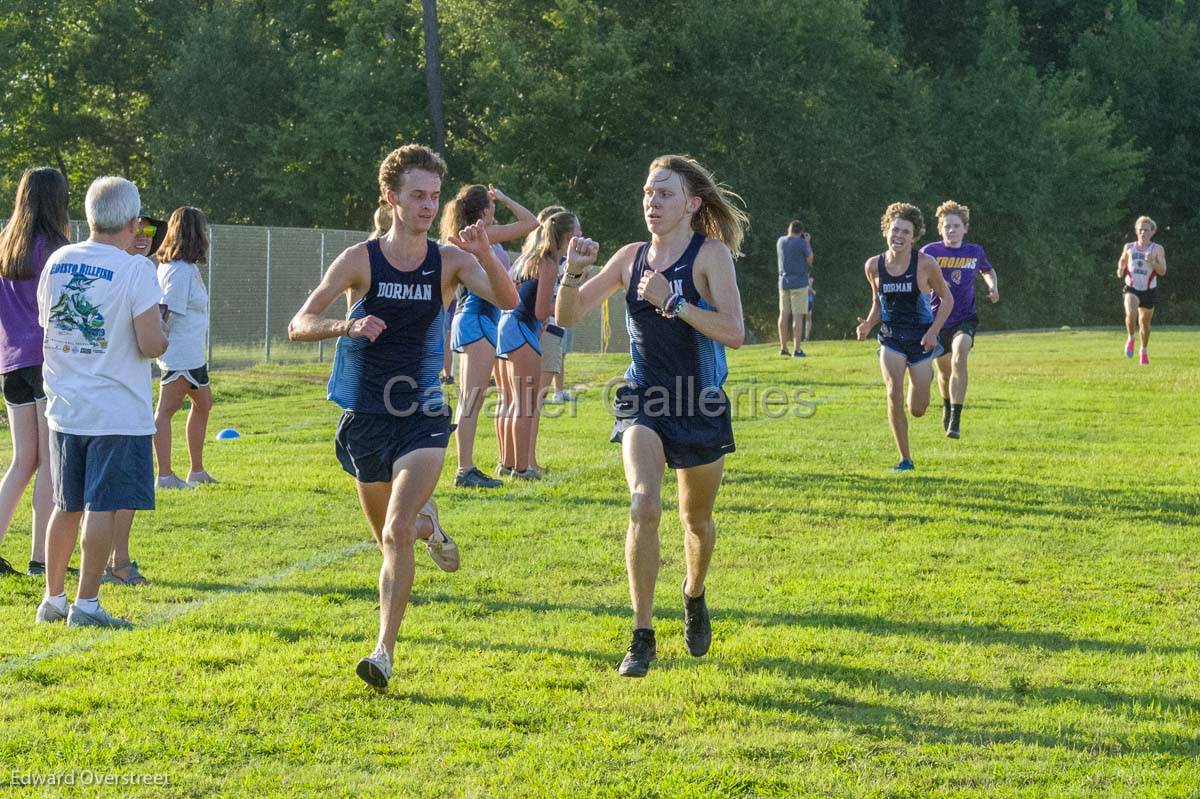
[{"xmin": 776, "ymin": 220, "xmax": 813, "ymax": 357}]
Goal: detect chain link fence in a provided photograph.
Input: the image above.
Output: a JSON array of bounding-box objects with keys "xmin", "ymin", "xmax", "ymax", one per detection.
[{"xmin": 21, "ymin": 221, "xmax": 626, "ymax": 367}]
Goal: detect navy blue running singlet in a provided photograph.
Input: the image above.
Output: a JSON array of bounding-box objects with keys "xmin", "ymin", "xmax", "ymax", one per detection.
[
  {"xmin": 877, "ymin": 250, "xmax": 932, "ymax": 339},
  {"xmin": 327, "ymin": 238, "xmax": 445, "ymax": 416},
  {"xmin": 513, "ymin": 273, "xmax": 539, "ymax": 327},
  {"xmin": 624, "ymin": 233, "xmax": 728, "ymax": 409}
]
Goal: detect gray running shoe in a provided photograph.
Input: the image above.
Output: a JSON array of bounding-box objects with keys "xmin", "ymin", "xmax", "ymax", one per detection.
[
  {"xmin": 101, "ymin": 561, "xmax": 150, "ymax": 586},
  {"xmin": 356, "ymin": 650, "xmax": 392, "ymax": 690},
  {"xmin": 495, "ymin": 465, "xmax": 514, "ymax": 478},
  {"xmin": 35, "ymin": 598, "xmax": 68, "ymax": 624},
  {"xmin": 67, "ymin": 604, "xmax": 133, "ymax": 629},
  {"xmin": 420, "ymin": 501, "xmax": 460, "ymax": 572},
  {"xmin": 455, "ymin": 468, "xmax": 502, "ymax": 489},
  {"xmin": 156, "ymin": 474, "xmax": 193, "ymax": 490},
  {"xmin": 186, "ymin": 470, "xmax": 218, "ymax": 485},
  {"xmin": 512, "ymin": 468, "xmax": 542, "ymax": 481}
]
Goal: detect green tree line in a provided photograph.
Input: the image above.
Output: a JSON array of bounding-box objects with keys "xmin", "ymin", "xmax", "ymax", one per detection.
[{"xmin": 2, "ymin": 0, "xmax": 1195, "ymax": 335}]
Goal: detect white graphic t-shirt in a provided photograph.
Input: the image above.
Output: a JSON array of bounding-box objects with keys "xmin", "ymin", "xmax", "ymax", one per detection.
[
  {"xmin": 37, "ymin": 240, "xmax": 162, "ymax": 436},
  {"xmin": 156, "ymin": 260, "xmax": 209, "ymax": 371}
]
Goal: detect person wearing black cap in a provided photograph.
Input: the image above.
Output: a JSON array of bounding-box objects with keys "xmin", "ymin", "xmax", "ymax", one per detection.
[{"xmin": 96, "ymin": 209, "xmax": 168, "ymax": 587}]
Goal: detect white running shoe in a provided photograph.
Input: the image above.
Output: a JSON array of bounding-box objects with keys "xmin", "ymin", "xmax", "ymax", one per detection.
[
  {"xmin": 419, "ymin": 500, "xmax": 459, "ymax": 572},
  {"xmin": 157, "ymin": 474, "xmax": 193, "ymax": 490},
  {"xmin": 356, "ymin": 649, "xmax": 392, "ymax": 690},
  {"xmin": 187, "ymin": 470, "xmax": 218, "ymax": 485},
  {"xmin": 67, "ymin": 603, "xmax": 133, "ymax": 629},
  {"xmin": 35, "ymin": 598, "xmax": 68, "ymax": 624}
]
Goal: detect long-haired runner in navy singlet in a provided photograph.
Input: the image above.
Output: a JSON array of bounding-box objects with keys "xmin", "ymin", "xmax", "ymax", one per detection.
[
  {"xmin": 287, "ymin": 145, "xmax": 518, "ymax": 691},
  {"xmin": 855, "ymin": 202, "xmax": 954, "ymax": 473},
  {"xmin": 555, "ymin": 155, "xmax": 747, "ymax": 678},
  {"xmin": 1117, "ymin": 215, "xmax": 1167, "ymax": 365},
  {"xmin": 440, "ymin": 184, "xmax": 537, "ymax": 488}
]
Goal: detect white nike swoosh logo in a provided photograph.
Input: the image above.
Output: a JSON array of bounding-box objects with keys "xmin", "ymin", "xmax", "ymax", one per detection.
[
  {"xmin": 422, "ymin": 269, "xmax": 436, "ymax": 276},
  {"xmin": 430, "ymin": 432, "xmax": 447, "ymax": 437}
]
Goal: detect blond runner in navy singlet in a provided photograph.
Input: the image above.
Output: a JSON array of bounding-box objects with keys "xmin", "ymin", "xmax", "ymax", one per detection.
[{"xmin": 555, "ymin": 155, "xmax": 747, "ymax": 678}]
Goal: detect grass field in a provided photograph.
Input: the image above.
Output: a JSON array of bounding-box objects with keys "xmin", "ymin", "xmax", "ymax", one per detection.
[{"xmin": 1, "ymin": 329, "xmax": 1198, "ymax": 797}]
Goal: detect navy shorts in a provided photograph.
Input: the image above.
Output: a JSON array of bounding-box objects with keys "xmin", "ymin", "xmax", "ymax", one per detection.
[
  {"xmin": 609, "ymin": 386, "xmax": 735, "ymax": 470},
  {"xmin": 50, "ymin": 431, "xmax": 155, "ymax": 512},
  {"xmin": 937, "ymin": 315, "xmax": 978, "ymax": 354},
  {"xmin": 1, "ymin": 365, "xmax": 45, "ymax": 406},
  {"xmin": 879, "ymin": 334, "xmax": 943, "ymax": 366},
  {"xmin": 335, "ymin": 409, "xmax": 454, "ymax": 484}
]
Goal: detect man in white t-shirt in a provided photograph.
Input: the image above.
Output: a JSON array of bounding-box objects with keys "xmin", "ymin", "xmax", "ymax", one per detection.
[{"xmin": 34, "ymin": 176, "xmax": 167, "ymax": 629}]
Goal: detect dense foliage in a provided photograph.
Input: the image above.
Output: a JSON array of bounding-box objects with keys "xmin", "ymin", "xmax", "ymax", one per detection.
[{"xmin": 2, "ymin": 0, "xmax": 1194, "ymax": 333}]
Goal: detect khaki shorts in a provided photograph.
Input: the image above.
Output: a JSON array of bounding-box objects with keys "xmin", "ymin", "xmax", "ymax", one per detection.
[
  {"xmin": 780, "ymin": 287, "xmax": 810, "ymax": 317},
  {"xmin": 539, "ymin": 325, "xmax": 565, "ymax": 374}
]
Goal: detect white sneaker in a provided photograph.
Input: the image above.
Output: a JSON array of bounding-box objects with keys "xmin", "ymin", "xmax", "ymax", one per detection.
[
  {"xmin": 544, "ymin": 391, "xmax": 565, "ymax": 405},
  {"xmin": 35, "ymin": 597, "xmax": 68, "ymax": 624},
  {"xmin": 419, "ymin": 500, "xmax": 459, "ymax": 572},
  {"xmin": 157, "ymin": 474, "xmax": 193, "ymax": 490},
  {"xmin": 187, "ymin": 470, "xmax": 218, "ymax": 485},
  {"xmin": 67, "ymin": 603, "xmax": 133, "ymax": 629},
  {"xmin": 356, "ymin": 649, "xmax": 392, "ymax": 690}
]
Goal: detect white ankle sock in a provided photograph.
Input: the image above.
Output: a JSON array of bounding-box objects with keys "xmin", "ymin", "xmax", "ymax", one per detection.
[
  {"xmin": 75, "ymin": 596, "xmax": 100, "ymax": 613},
  {"xmin": 44, "ymin": 592, "xmax": 68, "ymax": 612}
]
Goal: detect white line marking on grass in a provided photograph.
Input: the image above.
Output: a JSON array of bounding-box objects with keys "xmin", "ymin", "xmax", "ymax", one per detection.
[{"xmin": 0, "ymin": 540, "xmax": 375, "ymax": 678}]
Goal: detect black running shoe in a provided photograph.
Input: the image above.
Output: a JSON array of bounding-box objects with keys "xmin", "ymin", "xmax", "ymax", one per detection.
[
  {"xmin": 27, "ymin": 561, "xmax": 78, "ymax": 577},
  {"xmin": 0, "ymin": 556, "xmax": 19, "ymax": 576},
  {"xmin": 682, "ymin": 580, "xmax": 712, "ymax": 657},
  {"xmin": 618, "ymin": 628, "xmax": 656, "ymax": 677},
  {"xmin": 779, "ymin": 348, "xmax": 789, "ymax": 357},
  {"xmin": 946, "ymin": 424, "xmax": 961, "ymax": 439}
]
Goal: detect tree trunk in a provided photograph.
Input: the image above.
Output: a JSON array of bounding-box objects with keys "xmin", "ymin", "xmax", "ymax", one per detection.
[{"xmin": 421, "ymin": 0, "xmax": 446, "ymax": 153}]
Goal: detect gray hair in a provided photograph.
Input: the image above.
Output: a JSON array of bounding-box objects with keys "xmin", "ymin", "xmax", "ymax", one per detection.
[{"xmin": 85, "ymin": 176, "xmax": 141, "ymax": 234}]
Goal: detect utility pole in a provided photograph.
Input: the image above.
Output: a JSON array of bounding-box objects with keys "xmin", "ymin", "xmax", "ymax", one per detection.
[{"xmin": 422, "ymin": 0, "xmax": 446, "ymax": 153}]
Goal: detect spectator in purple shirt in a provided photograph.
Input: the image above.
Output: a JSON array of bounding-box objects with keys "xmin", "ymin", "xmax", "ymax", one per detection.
[
  {"xmin": 920, "ymin": 201, "xmax": 999, "ymax": 439},
  {"xmin": 0, "ymin": 167, "xmax": 70, "ymax": 577}
]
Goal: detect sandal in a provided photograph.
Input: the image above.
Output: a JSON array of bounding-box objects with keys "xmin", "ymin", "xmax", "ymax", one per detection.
[{"xmin": 101, "ymin": 560, "xmax": 151, "ymax": 586}]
